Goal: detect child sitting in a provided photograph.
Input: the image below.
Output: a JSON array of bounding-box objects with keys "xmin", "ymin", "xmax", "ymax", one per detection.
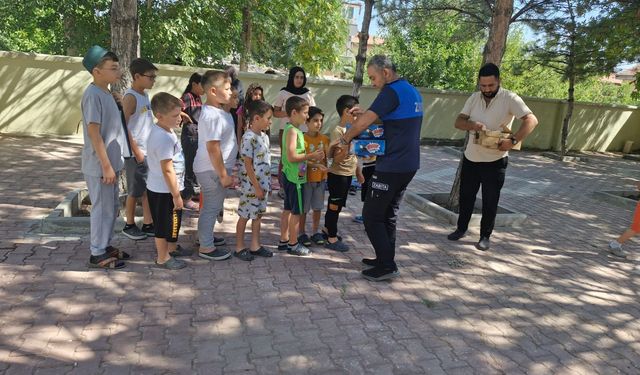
[
  {"xmin": 234, "ymin": 100, "xmax": 275, "ymax": 261},
  {"xmin": 298, "ymin": 106, "xmax": 329, "ymax": 247}
]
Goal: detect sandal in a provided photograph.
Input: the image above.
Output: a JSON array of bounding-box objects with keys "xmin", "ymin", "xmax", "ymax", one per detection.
[
  {"xmin": 156, "ymin": 256, "xmax": 187, "ymax": 270},
  {"xmin": 106, "ymin": 246, "xmax": 131, "ymax": 260},
  {"xmin": 169, "ymin": 245, "xmax": 193, "ymax": 257},
  {"xmin": 250, "ymin": 246, "xmax": 273, "ymax": 257},
  {"xmin": 184, "ymin": 200, "xmax": 199, "ymax": 211},
  {"xmin": 233, "ymin": 249, "xmax": 255, "ymax": 261},
  {"xmin": 88, "ymin": 254, "xmax": 126, "ymax": 269}
]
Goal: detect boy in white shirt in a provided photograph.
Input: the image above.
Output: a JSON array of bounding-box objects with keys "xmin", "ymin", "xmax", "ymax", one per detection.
[
  {"xmin": 146, "ymin": 92, "xmax": 190, "ymax": 270},
  {"xmin": 193, "ymin": 71, "xmax": 238, "ymax": 260}
]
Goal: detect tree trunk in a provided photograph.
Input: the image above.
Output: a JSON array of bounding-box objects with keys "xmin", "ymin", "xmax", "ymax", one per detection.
[
  {"xmin": 63, "ymin": 13, "xmax": 77, "ymax": 56},
  {"xmin": 110, "ymin": 0, "xmax": 140, "ymax": 95},
  {"xmin": 447, "ymin": 0, "xmax": 513, "ymax": 210},
  {"xmin": 561, "ymin": 58, "xmax": 576, "ymax": 156},
  {"xmin": 239, "ymin": 2, "xmax": 253, "ymax": 72},
  {"xmin": 481, "ymin": 0, "xmax": 514, "ymax": 65},
  {"xmin": 352, "ymin": 0, "xmax": 374, "ymax": 98}
]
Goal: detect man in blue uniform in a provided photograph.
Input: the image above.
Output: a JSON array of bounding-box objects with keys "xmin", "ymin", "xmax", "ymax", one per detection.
[{"xmin": 338, "ymin": 55, "xmax": 423, "ymax": 281}]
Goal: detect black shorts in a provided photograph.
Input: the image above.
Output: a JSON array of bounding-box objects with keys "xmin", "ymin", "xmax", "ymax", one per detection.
[
  {"xmin": 282, "ymin": 177, "xmax": 304, "ymax": 215},
  {"xmin": 147, "ymin": 189, "xmax": 182, "ymax": 242},
  {"xmin": 327, "ymin": 173, "xmax": 352, "ymax": 207}
]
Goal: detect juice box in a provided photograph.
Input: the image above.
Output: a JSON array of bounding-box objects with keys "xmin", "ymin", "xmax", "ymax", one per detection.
[
  {"xmin": 351, "ymin": 139, "xmax": 386, "ymax": 156},
  {"xmin": 346, "ymin": 123, "xmax": 385, "ymax": 139}
]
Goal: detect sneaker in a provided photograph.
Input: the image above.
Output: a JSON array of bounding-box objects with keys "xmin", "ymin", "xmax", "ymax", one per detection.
[
  {"xmin": 277, "ymin": 240, "xmax": 290, "ymax": 251},
  {"xmin": 361, "ymin": 258, "xmax": 378, "ymax": 267},
  {"xmin": 214, "ymin": 237, "xmax": 226, "ymax": 246},
  {"xmin": 362, "ymin": 266, "xmax": 399, "ymax": 281},
  {"xmin": 348, "ymin": 186, "xmax": 357, "ymax": 195},
  {"xmin": 447, "ymin": 229, "xmax": 466, "ymax": 241},
  {"xmin": 476, "ymin": 236, "xmax": 490, "ymax": 251},
  {"xmin": 198, "ymin": 248, "xmax": 231, "ymax": 261},
  {"xmin": 310, "ymin": 233, "xmax": 325, "ymax": 245},
  {"xmin": 353, "ymin": 215, "xmax": 364, "ymax": 224},
  {"xmin": 608, "ymin": 241, "xmax": 626, "ymax": 258},
  {"xmin": 156, "ymin": 256, "xmax": 187, "ymax": 270},
  {"xmin": 122, "ymin": 224, "xmax": 146, "ymax": 240},
  {"xmin": 169, "ymin": 245, "xmax": 194, "ymax": 257},
  {"xmin": 287, "ymin": 243, "xmax": 311, "ymax": 256},
  {"xmin": 298, "ymin": 233, "xmax": 312, "ymax": 247},
  {"xmin": 233, "ymin": 249, "xmax": 255, "ymax": 261},
  {"xmin": 325, "ymin": 240, "xmax": 349, "ymax": 252},
  {"xmin": 141, "ymin": 223, "xmax": 155, "ymax": 236}
]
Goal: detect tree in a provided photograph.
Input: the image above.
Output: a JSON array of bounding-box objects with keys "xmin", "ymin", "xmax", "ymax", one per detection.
[
  {"xmin": 239, "ymin": 0, "xmax": 255, "ymax": 71},
  {"xmin": 353, "ymin": 0, "xmax": 375, "ymax": 98},
  {"xmin": 110, "ymin": 0, "xmax": 140, "ymax": 94}
]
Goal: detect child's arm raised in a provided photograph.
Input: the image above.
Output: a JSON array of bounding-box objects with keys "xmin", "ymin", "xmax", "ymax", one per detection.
[
  {"xmin": 86, "ymin": 123, "xmax": 116, "ymax": 184},
  {"xmin": 243, "ymin": 156, "xmax": 264, "ymax": 199},
  {"xmin": 160, "ymin": 159, "xmax": 183, "ymax": 210},
  {"xmin": 122, "ymin": 93, "xmax": 144, "ymax": 163},
  {"xmin": 206, "ymin": 140, "xmax": 233, "ymax": 187}
]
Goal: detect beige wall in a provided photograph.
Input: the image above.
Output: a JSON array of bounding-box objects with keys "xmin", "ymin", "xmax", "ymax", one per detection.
[{"xmin": 1, "ymin": 51, "xmax": 638, "ymax": 152}]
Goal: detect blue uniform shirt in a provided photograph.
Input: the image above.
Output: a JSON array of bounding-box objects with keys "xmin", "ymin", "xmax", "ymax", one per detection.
[{"xmin": 368, "ymin": 78, "xmax": 423, "ymax": 173}]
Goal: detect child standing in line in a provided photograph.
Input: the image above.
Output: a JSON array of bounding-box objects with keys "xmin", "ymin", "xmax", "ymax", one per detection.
[
  {"xmin": 236, "ymin": 84, "xmax": 265, "ymax": 147},
  {"xmin": 80, "ymin": 45, "xmax": 128, "ymax": 269},
  {"xmin": 324, "ymin": 95, "xmax": 365, "ymax": 252},
  {"xmin": 192, "ymin": 70, "xmax": 238, "ymax": 261},
  {"xmin": 298, "ymin": 106, "xmax": 329, "ymax": 247},
  {"xmin": 180, "ymin": 72, "xmax": 204, "ymax": 211},
  {"xmin": 278, "ymin": 96, "xmax": 325, "ymax": 256},
  {"xmin": 609, "ymin": 182, "xmax": 640, "ymax": 258},
  {"xmin": 235, "ymin": 100, "xmax": 275, "ymax": 261},
  {"xmin": 146, "ymin": 92, "xmax": 192, "ymax": 269},
  {"xmin": 121, "ymin": 58, "xmax": 158, "ymax": 240}
]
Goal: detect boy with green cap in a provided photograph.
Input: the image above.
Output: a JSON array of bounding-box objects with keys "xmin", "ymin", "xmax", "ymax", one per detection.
[{"xmin": 80, "ymin": 45, "xmax": 130, "ymax": 269}]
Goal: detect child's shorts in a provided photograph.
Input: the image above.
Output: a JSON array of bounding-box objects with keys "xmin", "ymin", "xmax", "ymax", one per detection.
[
  {"xmin": 125, "ymin": 157, "xmax": 148, "ymax": 198},
  {"xmin": 147, "ymin": 189, "xmax": 182, "ymax": 242},
  {"xmin": 304, "ymin": 182, "xmax": 325, "ymax": 213},
  {"xmin": 632, "ymin": 202, "xmax": 640, "ymax": 232},
  {"xmin": 282, "ymin": 177, "xmax": 304, "ymax": 215},
  {"xmin": 238, "ymin": 191, "xmax": 268, "ymax": 219}
]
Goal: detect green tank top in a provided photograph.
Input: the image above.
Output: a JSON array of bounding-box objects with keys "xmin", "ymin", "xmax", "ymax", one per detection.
[{"xmin": 281, "ymin": 123, "xmax": 307, "ymax": 185}]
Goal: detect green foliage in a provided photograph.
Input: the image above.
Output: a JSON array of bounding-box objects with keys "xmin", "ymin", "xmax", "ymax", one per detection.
[{"xmin": 378, "ymin": 14, "xmax": 483, "ymax": 91}]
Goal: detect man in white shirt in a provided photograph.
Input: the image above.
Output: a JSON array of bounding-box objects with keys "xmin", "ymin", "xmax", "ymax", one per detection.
[{"xmin": 447, "ymin": 63, "xmax": 538, "ymax": 251}]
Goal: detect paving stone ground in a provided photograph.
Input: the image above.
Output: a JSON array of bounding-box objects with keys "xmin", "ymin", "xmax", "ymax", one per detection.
[{"xmin": 1, "ymin": 135, "xmax": 639, "ymax": 374}]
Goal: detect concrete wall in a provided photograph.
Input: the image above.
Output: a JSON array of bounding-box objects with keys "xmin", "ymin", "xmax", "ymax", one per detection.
[{"xmin": 1, "ymin": 51, "xmax": 638, "ymax": 152}]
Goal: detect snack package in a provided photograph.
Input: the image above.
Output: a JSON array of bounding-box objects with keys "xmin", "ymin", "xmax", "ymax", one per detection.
[
  {"xmin": 351, "ymin": 139, "xmax": 386, "ymax": 156},
  {"xmin": 346, "ymin": 123, "xmax": 385, "ymax": 139}
]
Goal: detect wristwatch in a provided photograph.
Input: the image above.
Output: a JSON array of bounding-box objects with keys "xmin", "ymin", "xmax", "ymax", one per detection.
[{"xmin": 510, "ymin": 136, "xmax": 518, "ymax": 145}]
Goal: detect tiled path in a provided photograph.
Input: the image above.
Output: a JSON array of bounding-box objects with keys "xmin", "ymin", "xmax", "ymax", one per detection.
[{"xmin": 1, "ymin": 135, "xmax": 639, "ymax": 374}]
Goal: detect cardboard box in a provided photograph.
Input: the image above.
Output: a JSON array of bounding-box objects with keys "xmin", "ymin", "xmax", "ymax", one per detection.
[
  {"xmin": 474, "ymin": 130, "xmax": 521, "ymax": 151},
  {"xmin": 346, "ymin": 123, "xmax": 385, "ymax": 139},
  {"xmin": 351, "ymin": 139, "xmax": 385, "ymax": 156}
]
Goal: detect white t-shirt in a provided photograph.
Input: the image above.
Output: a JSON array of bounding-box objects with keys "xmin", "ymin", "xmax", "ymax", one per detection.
[
  {"xmin": 272, "ymin": 89, "xmax": 315, "ymax": 133},
  {"xmin": 193, "ymin": 104, "xmax": 239, "ymax": 173},
  {"xmin": 146, "ymin": 124, "xmax": 185, "ymax": 193},
  {"xmin": 124, "ymin": 88, "xmax": 154, "ymax": 155},
  {"xmin": 461, "ymin": 88, "xmax": 532, "ymax": 162}
]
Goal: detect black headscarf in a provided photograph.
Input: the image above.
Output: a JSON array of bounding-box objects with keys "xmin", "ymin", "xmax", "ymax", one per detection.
[{"xmin": 281, "ymin": 66, "xmax": 309, "ymax": 95}]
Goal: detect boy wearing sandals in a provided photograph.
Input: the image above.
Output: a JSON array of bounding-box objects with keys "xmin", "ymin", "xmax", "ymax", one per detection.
[
  {"xmin": 81, "ymin": 45, "xmax": 128, "ymax": 269},
  {"xmin": 234, "ymin": 100, "xmax": 275, "ymax": 261},
  {"xmin": 146, "ymin": 92, "xmax": 192, "ymax": 269}
]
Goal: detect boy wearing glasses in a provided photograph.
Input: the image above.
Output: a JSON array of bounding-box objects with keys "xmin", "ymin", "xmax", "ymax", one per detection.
[
  {"xmin": 121, "ymin": 58, "xmax": 159, "ymax": 241},
  {"xmin": 81, "ymin": 45, "xmax": 128, "ymax": 269}
]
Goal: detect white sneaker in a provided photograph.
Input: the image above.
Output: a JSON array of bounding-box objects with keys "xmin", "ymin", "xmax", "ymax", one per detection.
[{"xmin": 608, "ymin": 241, "xmax": 626, "ymax": 258}]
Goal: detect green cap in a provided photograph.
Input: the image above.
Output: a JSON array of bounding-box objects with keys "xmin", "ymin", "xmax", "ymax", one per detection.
[{"xmin": 82, "ymin": 45, "xmax": 109, "ymax": 73}]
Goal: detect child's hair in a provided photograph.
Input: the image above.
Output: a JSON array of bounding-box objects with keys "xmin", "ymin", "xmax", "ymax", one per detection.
[
  {"xmin": 336, "ymin": 95, "xmax": 359, "ymax": 117},
  {"xmin": 242, "ymin": 83, "xmax": 264, "ymax": 121},
  {"xmin": 246, "ymin": 100, "xmax": 273, "ymax": 125},
  {"xmin": 182, "ymin": 72, "xmax": 203, "ymax": 96},
  {"xmin": 201, "ymin": 70, "xmax": 230, "ymax": 91},
  {"xmin": 151, "ymin": 92, "xmax": 182, "ymax": 116},
  {"xmin": 130, "ymin": 58, "xmax": 158, "ymax": 77},
  {"xmin": 307, "ymin": 106, "xmax": 324, "ymax": 121},
  {"xmin": 95, "ymin": 52, "xmax": 119, "ymax": 70},
  {"xmin": 285, "ymin": 96, "xmax": 309, "ymax": 117}
]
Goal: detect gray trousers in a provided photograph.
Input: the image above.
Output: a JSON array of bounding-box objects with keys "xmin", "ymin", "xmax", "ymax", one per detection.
[
  {"xmin": 84, "ymin": 173, "xmax": 120, "ymax": 256},
  {"xmin": 195, "ymin": 169, "xmax": 229, "ymax": 249}
]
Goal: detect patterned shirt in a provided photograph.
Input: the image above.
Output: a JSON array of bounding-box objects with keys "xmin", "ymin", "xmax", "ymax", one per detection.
[{"xmin": 239, "ymin": 130, "xmax": 271, "ymax": 193}]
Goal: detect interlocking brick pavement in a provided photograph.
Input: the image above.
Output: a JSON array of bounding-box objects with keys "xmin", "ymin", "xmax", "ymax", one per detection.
[{"xmin": 1, "ymin": 135, "xmax": 639, "ymax": 374}]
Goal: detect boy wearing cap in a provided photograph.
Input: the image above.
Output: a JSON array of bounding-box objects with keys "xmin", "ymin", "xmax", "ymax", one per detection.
[{"xmin": 81, "ymin": 45, "xmax": 129, "ymax": 269}]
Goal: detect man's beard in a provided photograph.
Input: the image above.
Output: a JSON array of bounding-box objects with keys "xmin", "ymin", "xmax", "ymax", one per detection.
[{"xmin": 482, "ymin": 86, "xmax": 500, "ymax": 98}]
